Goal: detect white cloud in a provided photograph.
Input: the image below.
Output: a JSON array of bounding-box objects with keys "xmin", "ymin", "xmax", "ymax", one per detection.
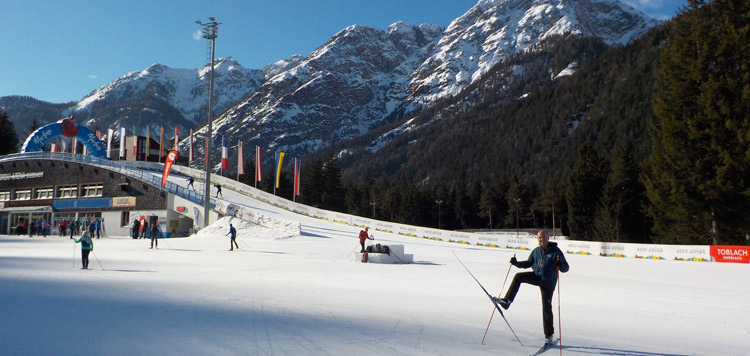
[
  {"xmin": 192, "ymin": 30, "xmax": 202, "ymax": 41},
  {"xmin": 88, "ymin": 74, "xmax": 98, "ymax": 79}
]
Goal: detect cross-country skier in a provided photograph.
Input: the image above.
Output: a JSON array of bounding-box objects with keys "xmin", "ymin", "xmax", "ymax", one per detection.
[
  {"xmin": 187, "ymin": 176, "xmax": 195, "ymax": 190},
  {"xmin": 215, "ymin": 183, "xmax": 223, "ymax": 198},
  {"xmin": 74, "ymin": 232, "xmax": 94, "ymax": 269},
  {"xmin": 226, "ymin": 223, "xmax": 238, "ymax": 251},
  {"xmin": 358, "ymin": 227, "xmax": 373, "ymax": 252},
  {"xmin": 493, "ymin": 230, "xmax": 569, "ymax": 345}
]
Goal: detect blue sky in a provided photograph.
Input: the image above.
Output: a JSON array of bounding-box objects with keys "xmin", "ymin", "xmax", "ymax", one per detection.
[{"xmin": 1, "ymin": 0, "xmax": 686, "ymax": 104}]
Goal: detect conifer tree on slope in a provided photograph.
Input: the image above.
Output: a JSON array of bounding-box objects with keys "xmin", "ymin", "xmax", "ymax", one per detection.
[{"xmin": 646, "ymin": 0, "xmax": 750, "ymax": 245}]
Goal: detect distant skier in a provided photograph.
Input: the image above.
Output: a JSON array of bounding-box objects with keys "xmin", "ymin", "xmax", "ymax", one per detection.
[
  {"xmin": 358, "ymin": 227, "xmax": 373, "ymax": 253},
  {"xmin": 215, "ymin": 183, "xmax": 222, "ymax": 198},
  {"xmin": 95, "ymin": 219, "xmax": 102, "ymax": 239},
  {"xmin": 150, "ymin": 221, "xmax": 159, "ymax": 249},
  {"xmin": 74, "ymin": 232, "xmax": 94, "ymax": 269},
  {"xmin": 226, "ymin": 223, "xmax": 238, "ymax": 251},
  {"xmin": 187, "ymin": 176, "xmax": 195, "ymax": 190},
  {"xmin": 88, "ymin": 221, "xmax": 96, "ymax": 238},
  {"xmin": 493, "ymin": 230, "xmax": 569, "ymax": 345}
]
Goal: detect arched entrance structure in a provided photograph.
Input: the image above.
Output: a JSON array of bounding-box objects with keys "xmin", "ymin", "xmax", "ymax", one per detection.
[{"xmin": 21, "ymin": 117, "xmax": 107, "ymax": 158}]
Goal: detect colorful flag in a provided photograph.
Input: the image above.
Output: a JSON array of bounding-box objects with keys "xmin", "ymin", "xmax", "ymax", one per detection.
[
  {"xmin": 294, "ymin": 158, "xmax": 301, "ymax": 196},
  {"xmin": 133, "ymin": 126, "xmax": 138, "ymax": 160},
  {"xmin": 255, "ymin": 145, "xmax": 262, "ymax": 182},
  {"xmin": 221, "ymin": 136, "xmax": 229, "ymax": 170},
  {"xmin": 146, "ymin": 126, "xmax": 150, "ymax": 159},
  {"xmin": 161, "ymin": 150, "xmax": 178, "ymax": 186},
  {"xmin": 51, "ymin": 143, "xmax": 58, "ymax": 152},
  {"xmin": 174, "ymin": 127, "xmax": 180, "ymax": 150},
  {"xmin": 274, "ymin": 151, "xmax": 285, "ymax": 189},
  {"xmin": 189, "ymin": 129, "xmax": 194, "ymax": 165},
  {"xmin": 106, "ymin": 129, "xmax": 113, "ymax": 159},
  {"xmin": 72, "ymin": 138, "xmax": 77, "ymax": 154},
  {"xmin": 95, "ymin": 130, "xmax": 101, "ymax": 139},
  {"xmin": 237, "ymin": 140, "xmax": 245, "ymax": 175},
  {"xmin": 120, "ymin": 127, "xmax": 126, "ymax": 158}
]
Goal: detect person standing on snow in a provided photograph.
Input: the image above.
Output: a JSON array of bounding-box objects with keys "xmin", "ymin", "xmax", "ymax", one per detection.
[
  {"xmin": 358, "ymin": 227, "xmax": 373, "ymax": 252},
  {"xmin": 215, "ymin": 184, "xmax": 223, "ymax": 198},
  {"xmin": 187, "ymin": 176, "xmax": 195, "ymax": 190},
  {"xmin": 226, "ymin": 223, "xmax": 238, "ymax": 251},
  {"xmin": 95, "ymin": 219, "xmax": 102, "ymax": 239},
  {"xmin": 74, "ymin": 232, "xmax": 94, "ymax": 269},
  {"xmin": 493, "ymin": 230, "xmax": 569, "ymax": 345},
  {"xmin": 150, "ymin": 220, "xmax": 159, "ymax": 249}
]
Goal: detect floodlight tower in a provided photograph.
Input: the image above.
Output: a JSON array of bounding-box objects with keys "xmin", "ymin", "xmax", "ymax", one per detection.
[{"xmin": 196, "ymin": 17, "xmax": 220, "ymax": 229}]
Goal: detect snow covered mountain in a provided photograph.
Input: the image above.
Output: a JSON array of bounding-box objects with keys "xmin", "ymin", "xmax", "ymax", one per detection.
[
  {"xmin": 3, "ymin": 0, "xmax": 656, "ymax": 170},
  {"xmin": 73, "ymin": 56, "xmax": 264, "ymax": 139},
  {"xmin": 1, "ymin": 57, "xmax": 263, "ymax": 143},
  {"xmin": 192, "ymin": 0, "xmax": 657, "ymax": 171},
  {"xmin": 406, "ymin": 0, "xmax": 658, "ymax": 105}
]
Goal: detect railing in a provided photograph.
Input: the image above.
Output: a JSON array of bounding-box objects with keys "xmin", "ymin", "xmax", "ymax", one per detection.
[{"xmin": 0, "ymin": 152, "xmax": 214, "ymax": 209}]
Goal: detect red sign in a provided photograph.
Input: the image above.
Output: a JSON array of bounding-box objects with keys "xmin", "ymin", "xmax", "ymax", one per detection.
[
  {"xmin": 176, "ymin": 206, "xmax": 186, "ymax": 212},
  {"xmin": 710, "ymin": 246, "xmax": 750, "ymax": 263},
  {"xmin": 161, "ymin": 150, "xmax": 178, "ymax": 186}
]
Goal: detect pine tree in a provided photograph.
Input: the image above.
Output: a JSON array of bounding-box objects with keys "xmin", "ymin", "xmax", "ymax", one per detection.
[
  {"xmin": 321, "ymin": 157, "xmax": 344, "ymax": 211},
  {"xmin": 566, "ymin": 142, "xmax": 608, "ymax": 241},
  {"xmin": 594, "ymin": 142, "xmax": 649, "ymax": 242},
  {"xmin": 646, "ymin": 0, "xmax": 750, "ymax": 244},
  {"xmin": 0, "ymin": 111, "xmax": 19, "ymax": 155}
]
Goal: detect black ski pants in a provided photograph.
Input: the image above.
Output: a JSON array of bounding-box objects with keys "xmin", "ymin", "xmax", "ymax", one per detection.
[
  {"xmin": 81, "ymin": 250, "xmax": 90, "ymax": 269},
  {"xmin": 230, "ymin": 237, "xmax": 238, "ymax": 250},
  {"xmin": 503, "ymin": 271, "xmax": 555, "ymax": 339}
]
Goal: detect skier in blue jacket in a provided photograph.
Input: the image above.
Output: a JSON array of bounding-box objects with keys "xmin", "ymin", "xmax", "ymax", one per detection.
[{"xmin": 494, "ymin": 230, "xmax": 569, "ymax": 345}]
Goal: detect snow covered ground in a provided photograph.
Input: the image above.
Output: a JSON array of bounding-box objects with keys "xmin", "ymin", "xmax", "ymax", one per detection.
[{"xmin": 2, "ymin": 182, "xmax": 749, "ymax": 355}]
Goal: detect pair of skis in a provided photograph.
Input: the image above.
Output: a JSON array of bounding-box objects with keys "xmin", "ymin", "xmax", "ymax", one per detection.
[{"xmin": 453, "ymin": 252, "xmax": 558, "ymax": 356}]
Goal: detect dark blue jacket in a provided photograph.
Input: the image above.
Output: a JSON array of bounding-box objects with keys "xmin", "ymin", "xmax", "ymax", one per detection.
[{"xmin": 516, "ymin": 242, "xmax": 569, "ymax": 291}]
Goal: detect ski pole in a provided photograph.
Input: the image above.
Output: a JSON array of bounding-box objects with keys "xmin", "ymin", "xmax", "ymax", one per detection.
[
  {"xmin": 92, "ymin": 251, "xmax": 105, "ymax": 271},
  {"xmin": 557, "ymin": 255, "xmax": 562, "ymax": 355},
  {"xmin": 481, "ymin": 254, "xmax": 514, "ymax": 345}
]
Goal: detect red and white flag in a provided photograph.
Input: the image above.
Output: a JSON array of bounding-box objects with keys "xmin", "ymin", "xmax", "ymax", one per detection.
[
  {"xmin": 106, "ymin": 129, "xmax": 113, "ymax": 159},
  {"xmin": 237, "ymin": 141, "xmax": 245, "ymax": 175},
  {"xmin": 294, "ymin": 158, "xmax": 301, "ymax": 196},
  {"xmin": 161, "ymin": 150, "xmax": 178, "ymax": 186},
  {"xmin": 221, "ymin": 136, "xmax": 229, "ymax": 170},
  {"xmin": 188, "ymin": 129, "xmax": 194, "ymax": 165},
  {"xmin": 174, "ymin": 127, "xmax": 179, "ymax": 150},
  {"xmin": 51, "ymin": 144, "xmax": 58, "ymax": 152},
  {"xmin": 255, "ymin": 145, "xmax": 262, "ymax": 182}
]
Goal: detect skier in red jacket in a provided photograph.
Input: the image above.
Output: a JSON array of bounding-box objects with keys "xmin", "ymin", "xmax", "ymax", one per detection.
[{"xmin": 359, "ymin": 227, "xmax": 373, "ymax": 252}]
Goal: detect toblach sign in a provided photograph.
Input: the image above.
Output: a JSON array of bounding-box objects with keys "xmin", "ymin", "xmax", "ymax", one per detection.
[{"xmin": 710, "ymin": 246, "xmax": 750, "ymax": 263}]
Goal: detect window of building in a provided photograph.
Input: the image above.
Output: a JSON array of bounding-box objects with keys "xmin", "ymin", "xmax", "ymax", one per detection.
[
  {"xmin": 58, "ymin": 186, "xmax": 78, "ymax": 198},
  {"xmin": 35, "ymin": 187, "xmax": 54, "ymax": 199},
  {"xmin": 14, "ymin": 189, "xmax": 32, "ymax": 201},
  {"xmin": 81, "ymin": 184, "xmax": 103, "ymax": 197},
  {"xmin": 121, "ymin": 211, "xmax": 130, "ymax": 227},
  {"xmin": 0, "ymin": 191, "xmax": 10, "ymax": 201}
]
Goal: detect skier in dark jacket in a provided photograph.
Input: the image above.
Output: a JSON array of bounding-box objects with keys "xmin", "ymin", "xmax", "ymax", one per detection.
[
  {"xmin": 150, "ymin": 221, "xmax": 159, "ymax": 249},
  {"xmin": 493, "ymin": 230, "xmax": 569, "ymax": 345},
  {"xmin": 74, "ymin": 232, "xmax": 94, "ymax": 269},
  {"xmin": 226, "ymin": 223, "xmax": 238, "ymax": 251}
]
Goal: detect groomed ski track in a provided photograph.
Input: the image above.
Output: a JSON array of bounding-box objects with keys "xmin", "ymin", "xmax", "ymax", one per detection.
[{"xmin": 0, "ymin": 152, "xmax": 748, "ymax": 356}]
